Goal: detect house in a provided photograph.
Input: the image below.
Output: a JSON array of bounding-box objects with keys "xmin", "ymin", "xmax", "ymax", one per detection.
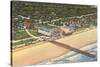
[{"xmin": 23, "ymin": 18, "xmax": 32, "ymax": 29}]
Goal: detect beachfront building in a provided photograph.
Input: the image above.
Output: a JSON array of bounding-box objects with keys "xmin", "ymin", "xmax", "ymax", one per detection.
[
  {"xmin": 63, "ymin": 21, "xmax": 76, "ymax": 33},
  {"xmin": 38, "ymin": 25, "xmax": 55, "ymax": 36},
  {"xmin": 38, "ymin": 27, "xmax": 52, "ymax": 36},
  {"xmin": 38, "ymin": 25, "xmax": 63, "ymax": 37}
]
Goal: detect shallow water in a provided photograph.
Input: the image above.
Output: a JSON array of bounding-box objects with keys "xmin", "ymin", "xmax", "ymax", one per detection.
[
  {"xmin": 69, "ymin": 48, "xmax": 97, "ymax": 62},
  {"xmin": 49, "ymin": 43, "xmax": 97, "ymax": 64}
]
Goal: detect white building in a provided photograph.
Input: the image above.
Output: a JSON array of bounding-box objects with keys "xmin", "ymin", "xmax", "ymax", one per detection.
[{"xmin": 38, "ymin": 26, "xmax": 56, "ymax": 36}]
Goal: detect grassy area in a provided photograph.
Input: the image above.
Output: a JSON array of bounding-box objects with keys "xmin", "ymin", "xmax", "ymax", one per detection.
[
  {"xmin": 12, "ymin": 29, "xmax": 40, "ymax": 48},
  {"xmin": 12, "ymin": 30, "xmax": 31, "ymax": 40},
  {"xmin": 12, "ymin": 29, "xmax": 43, "ymax": 40},
  {"xmin": 12, "ymin": 29, "xmax": 41, "ymax": 40},
  {"xmin": 12, "ymin": 38, "xmax": 37, "ymax": 48},
  {"xmin": 12, "ymin": 40, "xmax": 25, "ymax": 47}
]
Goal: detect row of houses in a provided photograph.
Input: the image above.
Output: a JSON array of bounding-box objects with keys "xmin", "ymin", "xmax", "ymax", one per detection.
[{"xmin": 37, "ymin": 13, "xmax": 96, "ymax": 37}]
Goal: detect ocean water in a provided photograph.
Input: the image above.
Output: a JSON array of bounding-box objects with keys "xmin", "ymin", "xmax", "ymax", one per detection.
[
  {"xmin": 47, "ymin": 43, "xmax": 97, "ymax": 64},
  {"xmin": 52, "ymin": 48, "xmax": 97, "ymax": 64},
  {"xmin": 68, "ymin": 48, "xmax": 97, "ymax": 62},
  {"xmin": 34, "ymin": 43, "xmax": 97, "ymax": 65}
]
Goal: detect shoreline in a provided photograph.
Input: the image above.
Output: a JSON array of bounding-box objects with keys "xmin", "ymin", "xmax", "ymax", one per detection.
[
  {"xmin": 12, "ymin": 29, "xmax": 97, "ymax": 66},
  {"xmin": 41, "ymin": 43, "xmax": 97, "ymax": 64}
]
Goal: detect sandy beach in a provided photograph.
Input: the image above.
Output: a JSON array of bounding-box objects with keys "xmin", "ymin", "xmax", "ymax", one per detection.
[{"xmin": 12, "ymin": 29, "xmax": 97, "ymax": 66}]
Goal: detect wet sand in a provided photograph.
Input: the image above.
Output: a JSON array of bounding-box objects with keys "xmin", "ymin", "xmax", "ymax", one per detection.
[{"xmin": 12, "ymin": 29, "xmax": 97, "ymax": 66}]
